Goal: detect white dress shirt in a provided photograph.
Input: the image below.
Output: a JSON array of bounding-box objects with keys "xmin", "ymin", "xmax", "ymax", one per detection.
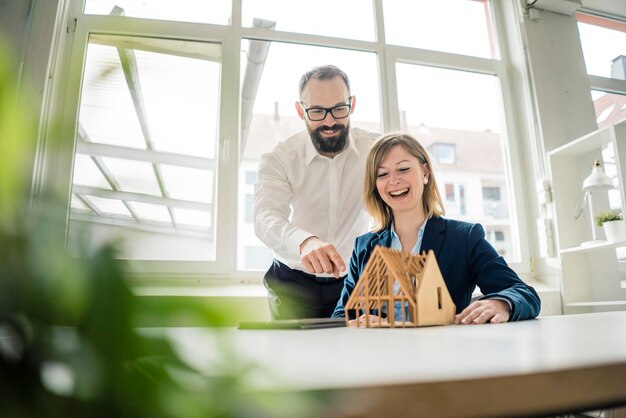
[{"xmin": 254, "ymin": 127, "xmax": 380, "ymax": 276}]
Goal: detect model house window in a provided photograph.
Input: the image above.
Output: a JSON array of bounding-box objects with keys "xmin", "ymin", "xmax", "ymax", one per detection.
[
  {"xmin": 57, "ymin": 0, "xmax": 527, "ymax": 278},
  {"xmin": 577, "ymin": 13, "xmax": 626, "ymax": 128}
]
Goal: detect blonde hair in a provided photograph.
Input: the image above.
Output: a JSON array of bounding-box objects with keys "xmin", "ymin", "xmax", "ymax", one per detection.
[{"xmin": 364, "ymin": 133, "xmax": 445, "ymax": 231}]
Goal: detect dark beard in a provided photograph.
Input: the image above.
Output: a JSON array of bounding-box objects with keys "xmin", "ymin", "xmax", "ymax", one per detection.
[{"xmin": 308, "ymin": 123, "xmax": 350, "ymax": 155}]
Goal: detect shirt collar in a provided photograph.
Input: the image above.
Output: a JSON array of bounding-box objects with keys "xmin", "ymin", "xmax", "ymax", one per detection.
[
  {"xmin": 305, "ymin": 129, "xmax": 358, "ymax": 165},
  {"xmin": 390, "ymin": 218, "xmax": 429, "ymax": 253}
]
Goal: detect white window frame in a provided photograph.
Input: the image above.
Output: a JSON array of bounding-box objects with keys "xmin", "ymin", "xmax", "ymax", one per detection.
[{"xmin": 38, "ymin": 0, "xmax": 532, "ymax": 282}]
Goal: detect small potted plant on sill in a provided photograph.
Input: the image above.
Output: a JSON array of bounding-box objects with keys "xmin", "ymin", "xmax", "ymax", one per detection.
[{"xmin": 595, "ymin": 210, "xmax": 626, "ymax": 242}]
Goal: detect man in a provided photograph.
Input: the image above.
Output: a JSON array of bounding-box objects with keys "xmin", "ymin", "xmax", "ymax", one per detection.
[{"xmin": 254, "ymin": 65, "xmax": 379, "ymax": 319}]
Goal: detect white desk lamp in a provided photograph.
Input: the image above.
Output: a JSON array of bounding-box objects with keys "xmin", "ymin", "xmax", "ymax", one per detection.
[{"xmin": 574, "ymin": 159, "xmax": 614, "ymax": 245}]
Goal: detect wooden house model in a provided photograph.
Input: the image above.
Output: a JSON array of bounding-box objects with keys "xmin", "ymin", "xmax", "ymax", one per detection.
[{"xmin": 344, "ymin": 246, "xmax": 456, "ymax": 328}]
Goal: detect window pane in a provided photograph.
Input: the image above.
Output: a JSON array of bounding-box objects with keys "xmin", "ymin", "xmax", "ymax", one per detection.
[
  {"xmin": 71, "ymin": 194, "xmax": 91, "ymax": 211},
  {"xmin": 79, "ymin": 42, "xmax": 145, "ymax": 149},
  {"xmin": 244, "ymin": 246, "xmax": 273, "ymax": 270},
  {"xmin": 101, "ymin": 157, "xmax": 161, "ymax": 196},
  {"xmin": 592, "ymin": 90, "xmax": 626, "ymax": 129},
  {"xmin": 242, "ymin": 0, "xmax": 375, "ymax": 41},
  {"xmin": 173, "ymin": 208, "xmax": 211, "ymax": 228},
  {"xmin": 245, "ymin": 171, "xmax": 256, "ymax": 185},
  {"xmin": 69, "ymin": 34, "xmax": 220, "ymax": 261},
  {"xmin": 383, "ymin": 0, "xmax": 497, "ymax": 59},
  {"xmin": 237, "ymin": 41, "xmax": 381, "ymax": 270},
  {"xmin": 129, "ymin": 201, "xmax": 172, "ymax": 224},
  {"xmin": 83, "ymin": 0, "xmax": 231, "ymax": 25},
  {"xmin": 161, "ymin": 165, "xmax": 213, "ymax": 203},
  {"xmin": 244, "ymin": 194, "xmax": 254, "ymax": 224},
  {"xmin": 396, "ymin": 63, "xmax": 518, "ymax": 261},
  {"xmin": 577, "ymin": 13, "xmax": 626, "ymax": 78},
  {"xmin": 85, "ymin": 195, "xmax": 132, "ymax": 217},
  {"xmin": 72, "ymin": 154, "xmax": 111, "ymax": 189}
]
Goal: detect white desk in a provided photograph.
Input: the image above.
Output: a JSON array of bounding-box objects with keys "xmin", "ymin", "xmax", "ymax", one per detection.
[{"xmin": 167, "ymin": 312, "xmax": 626, "ymax": 417}]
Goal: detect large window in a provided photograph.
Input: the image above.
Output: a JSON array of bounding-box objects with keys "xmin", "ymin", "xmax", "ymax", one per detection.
[
  {"xmin": 68, "ymin": 34, "xmax": 220, "ymax": 262},
  {"xmin": 57, "ymin": 0, "xmax": 527, "ymax": 279},
  {"xmin": 237, "ymin": 41, "xmax": 381, "ymax": 270},
  {"xmin": 577, "ymin": 13, "xmax": 626, "ymax": 128},
  {"xmin": 396, "ymin": 63, "xmax": 519, "ymax": 260}
]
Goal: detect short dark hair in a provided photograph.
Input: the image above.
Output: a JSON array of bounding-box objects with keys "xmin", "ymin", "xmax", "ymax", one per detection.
[{"xmin": 298, "ymin": 65, "xmax": 351, "ymax": 98}]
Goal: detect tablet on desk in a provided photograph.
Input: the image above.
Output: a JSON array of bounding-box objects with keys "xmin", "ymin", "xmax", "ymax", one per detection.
[{"xmin": 238, "ymin": 317, "xmax": 346, "ymax": 330}]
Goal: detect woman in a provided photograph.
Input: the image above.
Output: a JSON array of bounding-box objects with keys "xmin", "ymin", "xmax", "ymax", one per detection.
[{"xmin": 332, "ymin": 133, "xmax": 540, "ymax": 324}]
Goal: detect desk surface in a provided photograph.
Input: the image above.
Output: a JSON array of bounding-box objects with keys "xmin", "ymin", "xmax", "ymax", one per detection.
[{"xmin": 167, "ymin": 312, "xmax": 626, "ymax": 417}]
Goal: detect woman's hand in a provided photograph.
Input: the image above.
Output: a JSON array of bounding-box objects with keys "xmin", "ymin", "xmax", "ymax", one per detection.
[
  {"xmin": 348, "ymin": 314, "xmax": 386, "ymax": 327},
  {"xmin": 455, "ymin": 299, "xmax": 510, "ymax": 325}
]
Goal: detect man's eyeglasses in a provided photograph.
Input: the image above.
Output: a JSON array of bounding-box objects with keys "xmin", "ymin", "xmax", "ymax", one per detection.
[{"xmin": 299, "ymin": 97, "xmax": 352, "ymax": 121}]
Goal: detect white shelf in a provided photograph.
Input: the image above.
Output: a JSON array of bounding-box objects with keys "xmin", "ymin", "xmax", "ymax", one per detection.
[
  {"xmin": 566, "ymin": 301, "xmax": 626, "ymax": 307},
  {"xmin": 560, "ymin": 239, "xmax": 626, "ymax": 254},
  {"xmin": 548, "ymin": 119, "xmax": 626, "ymax": 314},
  {"xmin": 548, "ymin": 123, "xmax": 614, "ymax": 157}
]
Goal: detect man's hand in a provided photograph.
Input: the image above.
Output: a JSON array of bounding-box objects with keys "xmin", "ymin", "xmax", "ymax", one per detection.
[
  {"xmin": 300, "ymin": 237, "xmax": 346, "ymax": 278},
  {"xmin": 455, "ymin": 299, "xmax": 511, "ymax": 325}
]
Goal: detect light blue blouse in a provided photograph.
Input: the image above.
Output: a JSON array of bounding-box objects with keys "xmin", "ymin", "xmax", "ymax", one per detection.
[{"xmin": 388, "ymin": 219, "xmax": 428, "ymax": 319}]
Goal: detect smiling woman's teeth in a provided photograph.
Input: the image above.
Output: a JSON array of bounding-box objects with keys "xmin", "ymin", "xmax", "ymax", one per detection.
[{"xmin": 389, "ymin": 188, "xmax": 409, "ymax": 197}]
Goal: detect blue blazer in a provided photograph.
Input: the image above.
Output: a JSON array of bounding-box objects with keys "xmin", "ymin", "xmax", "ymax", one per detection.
[{"xmin": 332, "ymin": 216, "xmax": 540, "ymax": 321}]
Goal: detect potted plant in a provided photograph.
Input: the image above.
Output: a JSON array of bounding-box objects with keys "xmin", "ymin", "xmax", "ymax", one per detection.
[{"xmin": 595, "ymin": 210, "xmax": 626, "ymax": 242}]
